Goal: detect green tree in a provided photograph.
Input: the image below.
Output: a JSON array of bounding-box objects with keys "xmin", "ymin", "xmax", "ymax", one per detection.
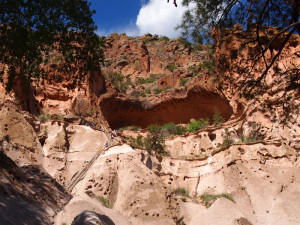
[
  {"xmin": 144, "ymin": 124, "xmax": 166, "ymax": 154},
  {"xmin": 0, "ymin": 0, "xmax": 104, "ymax": 91},
  {"xmin": 172, "ymin": 0, "xmax": 300, "ymax": 97}
]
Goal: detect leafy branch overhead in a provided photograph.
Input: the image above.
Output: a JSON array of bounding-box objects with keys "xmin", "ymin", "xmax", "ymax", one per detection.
[
  {"xmin": 173, "ymin": 0, "xmax": 300, "ymax": 96},
  {"xmin": 0, "ymin": 0, "xmax": 104, "ymax": 91}
]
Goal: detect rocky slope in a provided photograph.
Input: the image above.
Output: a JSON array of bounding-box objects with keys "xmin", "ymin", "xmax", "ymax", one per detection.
[{"xmin": 0, "ymin": 26, "xmax": 299, "ymax": 225}]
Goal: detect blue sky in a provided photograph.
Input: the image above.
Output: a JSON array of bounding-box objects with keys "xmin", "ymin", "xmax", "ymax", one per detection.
[{"xmin": 89, "ymin": 0, "xmax": 188, "ymax": 38}]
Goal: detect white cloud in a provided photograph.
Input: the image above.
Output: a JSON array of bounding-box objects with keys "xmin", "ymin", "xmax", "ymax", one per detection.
[
  {"xmin": 96, "ymin": 0, "xmax": 188, "ymax": 38},
  {"xmin": 136, "ymin": 0, "xmax": 187, "ymax": 38},
  {"xmin": 96, "ymin": 21, "xmax": 139, "ymax": 37}
]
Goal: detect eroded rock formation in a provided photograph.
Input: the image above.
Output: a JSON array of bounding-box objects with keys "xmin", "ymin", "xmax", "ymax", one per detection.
[{"xmin": 0, "ymin": 26, "xmax": 299, "ymax": 225}]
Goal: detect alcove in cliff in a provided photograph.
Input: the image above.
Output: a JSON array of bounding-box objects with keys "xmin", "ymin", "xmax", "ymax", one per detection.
[{"xmin": 100, "ymin": 90, "xmax": 233, "ymax": 129}]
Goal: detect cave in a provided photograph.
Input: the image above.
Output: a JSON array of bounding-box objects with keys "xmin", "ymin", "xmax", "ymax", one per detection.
[{"xmin": 100, "ymin": 89, "xmax": 234, "ymax": 129}]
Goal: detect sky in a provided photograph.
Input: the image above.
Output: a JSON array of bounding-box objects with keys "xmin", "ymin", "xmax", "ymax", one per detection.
[{"xmin": 89, "ymin": 0, "xmax": 188, "ymax": 38}]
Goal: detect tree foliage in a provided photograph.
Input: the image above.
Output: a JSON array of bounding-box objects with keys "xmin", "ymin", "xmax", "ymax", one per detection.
[
  {"xmin": 172, "ymin": 0, "xmax": 300, "ymax": 97},
  {"xmin": 177, "ymin": 0, "xmax": 299, "ymax": 42},
  {"xmin": 0, "ymin": 0, "xmax": 104, "ymax": 91}
]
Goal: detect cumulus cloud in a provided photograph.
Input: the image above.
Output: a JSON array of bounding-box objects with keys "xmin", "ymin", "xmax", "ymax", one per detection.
[
  {"xmin": 96, "ymin": 21, "xmax": 139, "ymax": 37},
  {"xmin": 136, "ymin": 0, "xmax": 187, "ymax": 38}
]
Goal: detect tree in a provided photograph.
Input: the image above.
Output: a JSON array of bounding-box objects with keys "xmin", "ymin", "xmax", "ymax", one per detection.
[
  {"xmin": 144, "ymin": 124, "xmax": 166, "ymax": 154},
  {"xmin": 171, "ymin": 0, "xmax": 300, "ymax": 98},
  {"xmin": 0, "ymin": 0, "xmax": 104, "ymax": 92}
]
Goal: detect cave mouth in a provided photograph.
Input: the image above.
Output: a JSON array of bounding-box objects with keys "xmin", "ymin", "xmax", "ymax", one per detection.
[{"xmin": 100, "ymin": 90, "xmax": 234, "ymax": 130}]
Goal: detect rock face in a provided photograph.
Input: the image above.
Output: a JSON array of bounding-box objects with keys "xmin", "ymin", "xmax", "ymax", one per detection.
[
  {"xmin": 0, "ymin": 26, "xmax": 299, "ymax": 225},
  {"xmin": 73, "ymin": 145, "xmax": 180, "ymax": 225}
]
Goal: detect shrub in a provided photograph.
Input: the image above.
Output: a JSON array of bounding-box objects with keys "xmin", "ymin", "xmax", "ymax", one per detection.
[
  {"xmin": 163, "ymin": 86, "xmax": 172, "ymax": 92},
  {"xmin": 137, "ymin": 73, "xmax": 158, "ymax": 84},
  {"xmin": 192, "ymin": 44, "xmax": 203, "ymax": 51},
  {"xmin": 98, "ymin": 196, "xmax": 112, "ymax": 208},
  {"xmin": 129, "ymin": 134, "xmax": 144, "ymax": 149},
  {"xmin": 119, "ymin": 126, "xmax": 141, "ymax": 131},
  {"xmin": 145, "ymin": 88, "xmax": 151, "ymax": 94},
  {"xmin": 153, "ymin": 88, "xmax": 162, "ymax": 95},
  {"xmin": 220, "ymin": 128, "xmax": 234, "ymax": 148},
  {"xmin": 38, "ymin": 113, "xmax": 52, "ymax": 122},
  {"xmin": 167, "ymin": 64, "xmax": 177, "ymax": 72},
  {"xmin": 213, "ymin": 108, "xmax": 224, "ymax": 126},
  {"xmin": 172, "ymin": 125, "xmax": 187, "ymax": 135},
  {"xmin": 162, "ymin": 122, "xmax": 176, "ymax": 131},
  {"xmin": 178, "ymin": 37, "xmax": 191, "ymax": 48},
  {"xmin": 127, "ymin": 123, "xmax": 187, "ymax": 155},
  {"xmin": 199, "ymin": 60, "xmax": 216, "ymax": 75},
  {"xmin": 161, "ymin": 36, "xmax": 169, "ymax": 41},
  {"xmin": 104, "ymin": 71, "xmax": 132, "ymax": 92},
  {"xmin": 200, "ymin": 192, "xmax": 235, "ymax": 207},
  {"xmin": 173, "ymin": 187, "xmax": 190, "ymax": 197},
  {"xmin": 181, "ymin": 197, "xmax": 187, "ymax": 202},
  {"xmin": 188, "ymin": 118, "xmax": 209, "ymax": 132},
  {"xmin": 180, "ymin": 78, "xmax": 189, "ymax": 86},
  {"xmin": 187, "ymin": 64, "xmax": 198, "ymax": 77},
  {"xmin": 52, "ymin": 114, "xmax": 64, "ymax": 120}
]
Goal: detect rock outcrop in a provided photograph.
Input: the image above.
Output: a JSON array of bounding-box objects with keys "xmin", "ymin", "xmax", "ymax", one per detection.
[{"xmin": 0, "ymin": 26, "xmax": 299, "ymax": 225}]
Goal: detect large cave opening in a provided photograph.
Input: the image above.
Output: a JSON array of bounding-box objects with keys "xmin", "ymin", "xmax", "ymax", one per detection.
[{"xmin": 100, "ymin": 90, "xmax": 234, "ymax": 129}]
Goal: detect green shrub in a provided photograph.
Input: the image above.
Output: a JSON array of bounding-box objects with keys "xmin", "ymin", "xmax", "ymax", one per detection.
[
  {"xmin": 180, "ymin": 78, "xmax": 189, "ymax": 86},
  {"xmin": 129, "ymin": 134, "xmax": 144, "ymax": 149},
  {"xmin": 38, "ymin": 113, "xmax": 52, "ymax": 122},
  {"xmin": 98, "ymin": 196, "xmax": 112, "ymax": 208},
  {"xmin": 137, "ymin": 73, "xmax": 159, "ymax": 84},
  {"xmin": 178, "ymin": 37, "xmax": 191, "ymax": 48},
  {"xmin": 187, "ymin": 64, "xmax": 198, "ymax": 77},
  {"xmin": 154, "ymin": 88, "xmax": 162, "ymax": 95},
  {"xmin": 119, "ymin": 126, "xmax": 141, "ymax": 131},
  {"xmin": 172, "ymin": 125, "xmax": 187, "ymax": 135},
  {"xmin": 104, "ymin": 71, "xmax": 132, "ymax": 92},
  {"xmin": 213, "ymin": 108, "xmax": 224, "ymax": 126},
  {"xmin": 161, "ymin": 36, "xmax": 169, "ymax": 41},
  {"xmin": 167, "ymin": 64, "xmax": 177, "ymax": 72},
  {"xmin": 199, "ymin": 60, "xmax": 216, "ymax": 75},
  {"xmin": 192, "ymin": 44, "xmax": 203, "ymax": 51},
  {"xmin": 181, "ymin": 197, "xmax": 187, "ymax": 202},
  {"xmin": 145, "ymin": 88, "xmax": 151, "ymax": 94},
  {"xmin": 188, "ymin": 118, "xmax": 209, "ymax": 132},
  {"xmin": 200, "ymin": 192, "xmax": 235, "ymax": 207},
  {"xmin": 163, "ymin": 86, "xmax": 172, "ymax": 92},
  {"xmin": 173, "ymin": 187, "xmax": 190, "ymax": 197},
  {"xmin": 220, "ymin": 128, "xmax": 234, "ymax": 148},
  {"xmin": 52, "ymin": 114, "xmax": 64, "ymax": 120},
  {"xmin": 134, "ymin": 91, "xmax": 141, "ymax": 98}
]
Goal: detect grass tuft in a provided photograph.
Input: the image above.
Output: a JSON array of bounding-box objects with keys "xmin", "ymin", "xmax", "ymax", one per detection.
[
  {"xmin": 200, "ymin": 192, "xmax": 235, "ymax": 207},
  {"xmin": 98, "ymin": 196, "xmax": 112, "ymax": 208}
]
